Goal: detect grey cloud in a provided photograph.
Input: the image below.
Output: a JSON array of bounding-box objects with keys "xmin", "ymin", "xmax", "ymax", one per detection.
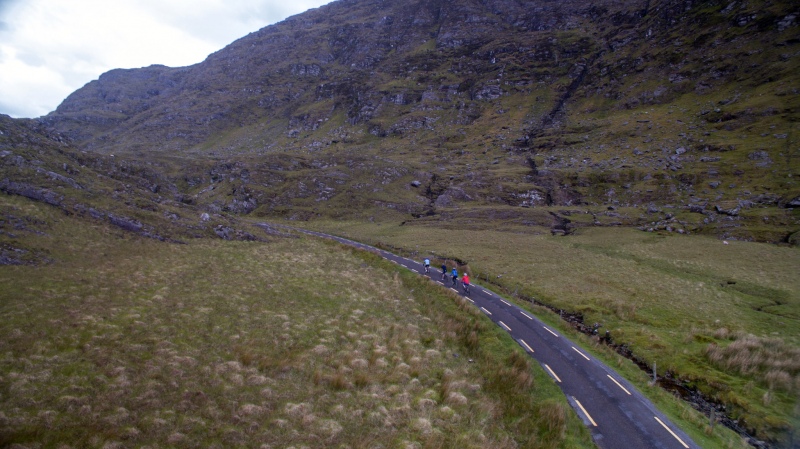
[
  {"xmin": 0, "ymin": 0, "xmax": 21, "ymax": 17},
  {"xmin": 0, "ymin": 98, "xmax": 40, "ymax": 119},
  {"xmin": 0, "ymin": 0, "xmax": 20, "ymax": 33}
]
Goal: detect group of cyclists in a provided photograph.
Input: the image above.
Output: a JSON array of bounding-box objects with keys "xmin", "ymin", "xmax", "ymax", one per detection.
[{"xmin": 423, "ymin": 258, "xmax": 470, "ymax": 294}]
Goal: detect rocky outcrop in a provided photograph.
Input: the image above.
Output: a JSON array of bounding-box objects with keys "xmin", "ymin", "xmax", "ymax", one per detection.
[{"xmin": 0, "ymin": 180, "xmax": 63, "ymax": 207}]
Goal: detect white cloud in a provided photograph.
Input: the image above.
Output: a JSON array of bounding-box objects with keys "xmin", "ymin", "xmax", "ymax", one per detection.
[{"xmin": 0, "ymin": 0, "xmax": 332, "ymax": 118}]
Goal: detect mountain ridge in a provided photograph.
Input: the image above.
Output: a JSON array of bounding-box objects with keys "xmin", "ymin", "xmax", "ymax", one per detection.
[{"xmin": 13, "ymin": 0, "xmax": 800, "ymax": 244}]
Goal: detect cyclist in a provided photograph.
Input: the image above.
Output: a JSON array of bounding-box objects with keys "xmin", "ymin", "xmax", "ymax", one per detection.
[
  {"xmin": 441, "ymin": 263, "xmax": 447, "ymax": 280},
  {"xmin": 462, "ymin": 272, "xmax": 471, "ymax": 294},
  {"xmin": 423, "ymin": 258, "xmax": 430, "ymax": 273},
  {"xmin": 451, "ymin": 268, "xmax": 458, "ymax": 286}
]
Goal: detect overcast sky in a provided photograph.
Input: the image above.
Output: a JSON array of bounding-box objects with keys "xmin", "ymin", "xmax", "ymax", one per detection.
[{"xmin": 0, "ymin": 0, "xmax": 332, "ymax": 118}]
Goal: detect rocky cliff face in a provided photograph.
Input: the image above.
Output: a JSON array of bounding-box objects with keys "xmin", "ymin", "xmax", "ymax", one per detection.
[
  {"xmin": 30, "ymin": 0, "xmax": 800, "ymax": 242},
  {"xmin": 41, "ymin": 0, "xmax": 719, "ymax": 152}
]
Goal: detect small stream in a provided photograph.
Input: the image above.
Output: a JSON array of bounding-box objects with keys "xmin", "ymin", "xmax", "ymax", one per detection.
[
  {"xmin": 387, "ymin": 245, "xmax": 780, "ymax": 448},
  {"xmin": 461, "ymin": 270, "xmax": 775, "ymax": 449},
  {"xmin": 522, "ymin": 295, "xmax": 773, "ymax": 449}
]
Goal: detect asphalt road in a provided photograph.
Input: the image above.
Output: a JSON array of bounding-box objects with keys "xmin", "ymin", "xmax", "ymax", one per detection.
[{"xmin": 297, "ymin": 228, "xmax": 701, "ymax": 449}]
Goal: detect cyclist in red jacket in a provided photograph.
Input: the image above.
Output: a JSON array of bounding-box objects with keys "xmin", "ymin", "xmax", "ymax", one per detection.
[{"xmin": 462, "ymin": 273, "xmax": 471, "ymax": 294}]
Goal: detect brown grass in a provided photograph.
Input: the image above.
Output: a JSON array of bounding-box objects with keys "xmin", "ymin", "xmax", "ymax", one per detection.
[
  {"xmin": 0, "ymin": 200, "xmax": 595, "ymax": 448},
  {"xmin": 705, "ymin": 334, "xmax": 800, "ymax": 392}
]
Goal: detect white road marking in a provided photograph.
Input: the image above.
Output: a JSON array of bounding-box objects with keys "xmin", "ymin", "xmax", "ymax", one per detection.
[
  {"xmin": 480, "ymin": 307, "xmax": 492, "ymax": 315},
  {"xmin": 607, "ymin": 375, "xmax": 632, "ymax": 395},
  {"xmin": 654, "ymin": 417, "xmax": 690, "ymax": 448},
  {"xmin": 467, "ymin": 298, "xmax": 474, "ymax": 303},
  {"xmin": 450, "ymin": 288, "xmax": 459, "ymax": 293},
  {"xmin": 572, "ymin": 346, "xmax": 590, "ymax": 361},
  {"xmin": 482, "ymin": 288, "xmax": 490, "ymax": 295},
  {"xmin": 520, "ymin": 339, "xmax": 534, "ymax": 353},
  {"xmin": 543, "ymin": 326, "xmax": 559, "ymax": 337},
  {"xmin": 544, "ymin": 364, "xmax": 562, "ymax": 383},
  {"xmin": 520, "ymin": 311, "xmax": 533, "ymax": 320},
  {"xmin": 573, "ymin": 397, "xmax": 598, "ymax": 427},
  {"xmin": 500, "ymin": 299, "xmax": 511, "ymax": 306},
  {"xmin": 499, "ymin": 321, "xmax": 512, "ymax": 331}
]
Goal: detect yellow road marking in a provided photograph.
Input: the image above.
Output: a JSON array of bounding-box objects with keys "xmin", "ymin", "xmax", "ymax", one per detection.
[
  {"xmin": 543, "ymin": 326, "xmax": 559, "ymax": 337},
  {"xmin": 544, "ymin": 364, "xmax": 562, "ymax": 383},
  {"xmin": 654, "ymin": 417, "xmax": 689, "ymax": 448},
  {"xmin": 607, "ymin": 375, "xmax": 632, "ymax": 395},
  {"xmin": 573, "ymin": 398, "xmax": 598, "ymax": 427},
  {"xmin": 520, "ymin": 339, "xmax": 534, "ymax": 353},
  {"xmin": 572, "ymin": 346, "xmax": 590, "ymax": 361}
]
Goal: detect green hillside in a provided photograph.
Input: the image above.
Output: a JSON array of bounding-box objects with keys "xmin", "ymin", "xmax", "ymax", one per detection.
[
  {"xmin": 35, "ymin": 0, "xmax": 799, "ymax": 244},
  {"xmin": 1, "ymin": 0, "xmax": 799, "ymax": 446}
]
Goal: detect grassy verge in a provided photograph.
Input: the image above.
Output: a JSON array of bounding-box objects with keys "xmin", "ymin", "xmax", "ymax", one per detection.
[
  {"xmin": 0, "ymin": 198, "xmax": 594, "ymax": 448},
  {"xmin": 297, "ymin": 218, "xmax": 800, "ymax": 446}
]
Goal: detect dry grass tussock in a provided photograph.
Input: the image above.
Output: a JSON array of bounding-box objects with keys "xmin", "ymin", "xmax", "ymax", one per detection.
[
  {"xmin": 0, "ymin": 234, "xmax": 592, "ymax": 448},
  {"xmin": 705, "ymin": 333, "xmax": 800, "ymax": 392}
]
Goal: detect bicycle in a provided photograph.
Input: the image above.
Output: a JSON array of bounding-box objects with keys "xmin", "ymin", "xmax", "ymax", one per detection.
[{"xmin": 462, "ymin": 281, "xmax": 471, "ymax": 295}]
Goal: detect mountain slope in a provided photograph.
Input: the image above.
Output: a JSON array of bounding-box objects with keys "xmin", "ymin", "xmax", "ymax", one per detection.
[
  {"xmin": 31, "ymin": 0, "xmax": 800, "ymax": 243},
  {"xmin": 0, "ymin": 114, "xmax": 264, "ymax": 260}
]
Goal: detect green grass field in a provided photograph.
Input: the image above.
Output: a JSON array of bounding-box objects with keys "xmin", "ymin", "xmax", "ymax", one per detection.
[
  {"xmin": 303, "ymin": 219, "xmax": 800, "ymax": 444},
  {"xmin": 0, "ymin": 197, "xmax": 603, "ymax": 448}
]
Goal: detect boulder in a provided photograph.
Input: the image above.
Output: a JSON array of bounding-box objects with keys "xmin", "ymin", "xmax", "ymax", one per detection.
[
  {"xmin": 107, "ymin": 214, "xmax": 144, "ymax": 232},
  {"xmin": 715, "ymin": 205, "xmax": 740, "ymax": 216}
]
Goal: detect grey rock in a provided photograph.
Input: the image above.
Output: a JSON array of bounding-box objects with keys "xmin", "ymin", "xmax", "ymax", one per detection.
[
  {"xmin": 215, "ymin": 225, "xmax": 235, "ymax": 240},
  {"xmin": 688, "ymin": 204, "xmax": 705, "ymax": 213},
  {"xmin": 108, "ymin": 214, "xmax": 144, "ymax": 232},
  {"xmin": 0, "ymin": 179, "xmax": 63, "ymax": 206},
  {"xmin": 715, "ymin": 205, "xmax": 740, "ymax": 216}
]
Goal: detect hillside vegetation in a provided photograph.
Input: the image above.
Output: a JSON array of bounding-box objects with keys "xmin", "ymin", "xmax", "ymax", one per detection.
[{"xmin": 33, "ymin": 0, "xmax": 800, "ymax": 244}]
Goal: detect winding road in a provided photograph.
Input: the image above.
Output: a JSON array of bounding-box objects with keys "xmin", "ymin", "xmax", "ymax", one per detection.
[{"xmin": 296, "ymin": 227, "xmax": 701, "ymax": 449}]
